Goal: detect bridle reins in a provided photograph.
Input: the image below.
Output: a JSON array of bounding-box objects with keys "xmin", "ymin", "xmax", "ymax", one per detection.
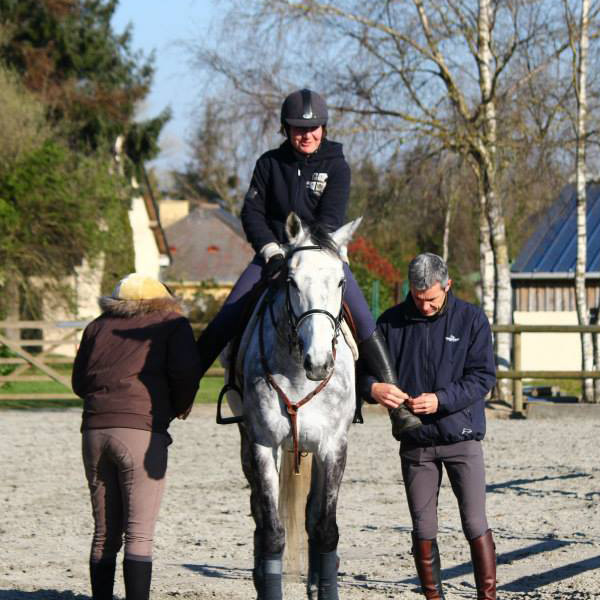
[{"xmin": 259, "ymin": 244, "xmax": 345, "ymax": 473}]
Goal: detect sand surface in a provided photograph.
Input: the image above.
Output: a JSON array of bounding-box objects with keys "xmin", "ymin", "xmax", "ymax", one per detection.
[{"xmin": 1, "ymin": 404, "xmax": 599, "ymax": 599}]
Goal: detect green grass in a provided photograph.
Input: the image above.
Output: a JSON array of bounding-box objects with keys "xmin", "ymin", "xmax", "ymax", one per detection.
[
  {"xmin": 0, "ymin": 376, "xmax": 225, "ymax": 410},
  {"xmin": 523, "ymin": 378, "xmax": 582, "ymax": 399}
]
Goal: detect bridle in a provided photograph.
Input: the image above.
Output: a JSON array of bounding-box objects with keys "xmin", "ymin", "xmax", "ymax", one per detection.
[
  {"xmin": 284, "ymin": 245, "xmax": 346, "ymax": 350},
  {"xmin": 258, "ymin": 243, "xmax": 346, "ymax": 473}
]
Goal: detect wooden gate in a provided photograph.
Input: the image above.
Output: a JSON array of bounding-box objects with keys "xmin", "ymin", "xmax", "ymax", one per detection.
[{"xmin": 0, "ymin": 320, "xmax": 88, "ymax": 400}]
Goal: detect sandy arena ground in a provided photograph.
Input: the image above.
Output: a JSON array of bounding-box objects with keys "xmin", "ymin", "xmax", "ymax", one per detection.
[{"xmin": 1, "ymin": 403, "xmax": 599, "ymax": 600}]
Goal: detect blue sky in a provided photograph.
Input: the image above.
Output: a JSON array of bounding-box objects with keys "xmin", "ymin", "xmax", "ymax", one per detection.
[{"xmin": 111, "ymin": 0, "xmax": 218, "ymax": 173}]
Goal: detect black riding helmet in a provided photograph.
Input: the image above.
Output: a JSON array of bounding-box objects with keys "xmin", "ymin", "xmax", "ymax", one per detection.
[{"xmin": 280, "ymin": 89, "xmax": 328, "ymax": 128}]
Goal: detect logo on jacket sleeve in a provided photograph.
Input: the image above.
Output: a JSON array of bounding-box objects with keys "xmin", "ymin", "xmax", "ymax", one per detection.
[
  {"xmin": 307, "ymin": 172, "xmax": 328, "ymax": 196},
  {"xmin": 445, "ymin": 334, "xmax": 460, "ymax": 342}
]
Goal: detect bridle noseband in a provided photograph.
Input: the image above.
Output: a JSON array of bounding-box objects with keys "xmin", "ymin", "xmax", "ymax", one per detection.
[{"xmin": 284, "ymin": 245, "xmax": 346, "ymax": 349}]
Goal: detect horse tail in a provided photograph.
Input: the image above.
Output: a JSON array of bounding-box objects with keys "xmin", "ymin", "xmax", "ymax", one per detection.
[{"xmin": 278, "ymin": 449, "xmax": 312, "ymax": 579}]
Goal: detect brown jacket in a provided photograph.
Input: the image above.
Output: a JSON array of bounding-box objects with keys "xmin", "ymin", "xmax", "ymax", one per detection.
[{"xmin": 72, "ymin": 296, "xmax": 201, "ymax": 433}]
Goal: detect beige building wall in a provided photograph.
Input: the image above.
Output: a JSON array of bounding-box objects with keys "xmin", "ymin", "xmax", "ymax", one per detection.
[
  {"xmin": 129, "ymin": 195, "xmax": 161, "ymax": 278},
  {"xmin": 158, "ymin": 198, "xmax": 190, "ymax": 228},
  {"xmin": 513, "ymin": 311, "xmax": 581, "ymax": 371}
]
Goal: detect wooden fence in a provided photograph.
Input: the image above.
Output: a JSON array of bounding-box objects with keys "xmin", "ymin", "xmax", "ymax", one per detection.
[
  {"xmin": 492, "ymin": 324, "xmax": 600, "ymax": 416},
  {"xmin": 0, "ymin": 320, "xmax": 224, "ymax": 401},
  {"xmin": 1, "ymin": 321, "xmax": 599, "ymax": 412}
]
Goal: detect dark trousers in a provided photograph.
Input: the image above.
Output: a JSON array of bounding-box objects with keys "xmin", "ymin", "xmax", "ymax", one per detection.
[
  {"xmin": 198, "ymin": 256, "xmax": 375, "ymax": 360},
  {"xmin": 82, "ymin": 428, "xmax": 170, "ymax": 563},
  {"xmin": 400, "ymin": 440, "xmax": 489, "ymax": 541}
]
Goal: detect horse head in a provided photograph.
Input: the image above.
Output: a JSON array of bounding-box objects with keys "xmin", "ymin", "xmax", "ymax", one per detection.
[{"xmin": 284, "ymin": 212, "xmax": 362, "ymax": 381}]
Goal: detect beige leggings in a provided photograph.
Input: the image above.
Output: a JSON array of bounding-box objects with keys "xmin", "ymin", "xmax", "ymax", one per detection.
[{"xmin": 82, "ymin": 428, "xmax": 170, "ymax": 563}]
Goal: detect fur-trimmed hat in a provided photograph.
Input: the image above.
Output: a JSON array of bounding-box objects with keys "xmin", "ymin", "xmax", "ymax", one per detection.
[
  {"xmin": 112, "ymin": 273, "xmax": 171, "ymax": 300},
  {"xmin": 99, "ymin": 273, "xmax": 180, "ymax": 317}
]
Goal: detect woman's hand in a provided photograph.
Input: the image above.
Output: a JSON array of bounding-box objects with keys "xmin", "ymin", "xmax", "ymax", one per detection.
[{"xmin": 262, "ymin": 254, "xmax": 285, "ymax": 280}]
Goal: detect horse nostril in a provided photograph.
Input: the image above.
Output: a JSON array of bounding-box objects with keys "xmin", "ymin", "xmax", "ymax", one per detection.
[{"xmin": 303, "ymin": 355, "xmax": 313, "ymax": 372}]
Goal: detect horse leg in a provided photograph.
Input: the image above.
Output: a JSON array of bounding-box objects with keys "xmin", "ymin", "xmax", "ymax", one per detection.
[
  {"xmin": 305, "ymin": 442, "xmax": 348, "ymax": 600},
  {"xmin": 240, "ymin": 427, "xmax": 285, "ymax": 600},
  {"xmin": 240, "ymin": 426, "xmax": 266, "ymax": 597},
  {"xmin": 305, "ymin": 455, "xmax": 324, "ymax": 600}
]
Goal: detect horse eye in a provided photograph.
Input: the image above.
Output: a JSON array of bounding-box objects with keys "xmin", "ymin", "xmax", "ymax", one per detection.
[{"xmin": 338, "ymin": 278, "xmax": 346, "ymax": 288}]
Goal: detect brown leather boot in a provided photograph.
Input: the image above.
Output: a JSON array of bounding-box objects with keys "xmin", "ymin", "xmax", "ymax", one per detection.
[
  {"xmin": 412, "ymin": 534, "xmax": 445, "ymax": 599},
  {"xmin": 469, "ymin": 529, "xmax": 496, "ymax": 599}
]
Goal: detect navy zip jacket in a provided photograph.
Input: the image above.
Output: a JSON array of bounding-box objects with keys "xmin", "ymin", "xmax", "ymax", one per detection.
[
  {"xmin": 362, "ymin": 292, "xmax": 496, "ymax": 445},
  {"xmin": 241, "ymin": 139, "xmax": 351, "ymax": 253}
]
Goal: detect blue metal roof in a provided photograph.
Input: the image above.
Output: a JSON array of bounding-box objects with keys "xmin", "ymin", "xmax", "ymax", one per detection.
[{"xmin": 511, "ymin": 182, "xmax": 600, "ymax": 275}]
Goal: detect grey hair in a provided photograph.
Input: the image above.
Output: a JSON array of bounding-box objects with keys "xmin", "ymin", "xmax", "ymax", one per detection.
[{"xmin": 408, "ymin": 253, "xmax": 449, "ymax": 290}]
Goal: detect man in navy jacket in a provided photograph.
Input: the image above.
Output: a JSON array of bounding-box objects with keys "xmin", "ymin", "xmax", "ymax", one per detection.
[{"xmin": 362, "ymin": 253, "xmax": 497, "ymax": 600}]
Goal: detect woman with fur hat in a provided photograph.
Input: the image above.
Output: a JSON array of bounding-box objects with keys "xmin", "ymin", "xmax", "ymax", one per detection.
[{"xmin": 72, "ymin": 273, "xmax": 201, "ymax": 600}]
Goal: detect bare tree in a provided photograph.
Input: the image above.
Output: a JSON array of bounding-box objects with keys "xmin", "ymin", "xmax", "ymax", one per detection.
[
  {"xmin": 566, "ymin": 0, "xmax": 596, "ymax": 401},
  {"xmin": 194, "ymin": 0, "xmax": 600, "ymax": 399}
]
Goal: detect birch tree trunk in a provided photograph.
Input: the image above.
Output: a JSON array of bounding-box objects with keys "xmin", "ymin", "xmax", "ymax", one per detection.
[
  {"xmin": 573, "ymin": 0, "xmax": 595, "ymax": 402},
  {"xmin": 477, "ymin": 0, "xmax": 512, "ymax": 399},
  {"xmin": 477, "ymin": 179, "xmax": 495, "ymax": 323},
  {"xmin": 442, "ymin": 193, "xmax": 452, "ymax": 264}
]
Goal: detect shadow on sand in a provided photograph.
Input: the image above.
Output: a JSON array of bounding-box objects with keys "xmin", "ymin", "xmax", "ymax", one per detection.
[
  {"xmin": 182, "ymin": 563, "xmax": 252, "ymax": 580},
  {"xmin": 0, "ymin": 592, "xmax": 88, "ymax": 600}
]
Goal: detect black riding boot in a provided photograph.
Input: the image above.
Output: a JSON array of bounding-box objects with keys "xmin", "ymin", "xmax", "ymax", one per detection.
[
  {"xmin": 358, "ymin": 330, "xmax": 421, "ymax": 438},
  {"xmin": 196, "ymin": 326, "xmax": 229, "ymax": 380},
  {"xmin": 412, "ymin": 534, "xmax": 445, "ymax": 599},
  {"xmin": 123, "ymin": 559, "xmax": 152, "ymax": 600},
  {"xmin": 90, "ymin": 558, "xmax": 116, "ymax": 600}
]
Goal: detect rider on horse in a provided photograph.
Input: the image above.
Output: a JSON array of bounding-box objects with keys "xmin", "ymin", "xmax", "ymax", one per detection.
[{"xmin": 195, "ymin": 88, "xmax": 420, "ymax": 435}]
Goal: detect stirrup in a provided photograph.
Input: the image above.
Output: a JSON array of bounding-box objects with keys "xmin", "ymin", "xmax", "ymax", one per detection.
[{"xmin": 216, "ymin": 383, "xmax": 244, "ymax": 424}]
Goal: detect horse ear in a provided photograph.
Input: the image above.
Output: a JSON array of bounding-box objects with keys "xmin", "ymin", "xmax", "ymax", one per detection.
[
  {"xmin": 332, "ymin": 217, "xmax": 363, "ymax": 260},
  {"xmin": 285, "ymin": 212, "xmax": 305, "ymax": 244}
]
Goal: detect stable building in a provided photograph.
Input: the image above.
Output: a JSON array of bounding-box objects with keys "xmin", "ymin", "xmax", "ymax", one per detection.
[{"xmin": 511, "ymin": 182, "xmax": 600, "ymax": 370}]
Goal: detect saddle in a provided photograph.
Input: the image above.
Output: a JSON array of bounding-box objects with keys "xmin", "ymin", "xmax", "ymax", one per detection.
[{"xmin": 215, "ymin": 276, "xmax": 360, "ymax": 425}]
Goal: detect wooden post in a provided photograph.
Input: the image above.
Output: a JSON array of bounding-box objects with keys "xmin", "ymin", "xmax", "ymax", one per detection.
[{"xmin": 513, "ymin": 331, "xmax": 524, "ymax": 416}]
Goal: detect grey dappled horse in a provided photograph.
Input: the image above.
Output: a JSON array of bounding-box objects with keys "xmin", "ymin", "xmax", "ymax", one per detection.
[{"xmin": 227, "ymin": 213, "xmax": 361, "ymax": 600}]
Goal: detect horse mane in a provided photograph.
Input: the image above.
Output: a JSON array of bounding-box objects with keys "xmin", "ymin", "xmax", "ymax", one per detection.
[{"xmin": 304, "ymin": 221, "xmax": 340, "ymax": 257}]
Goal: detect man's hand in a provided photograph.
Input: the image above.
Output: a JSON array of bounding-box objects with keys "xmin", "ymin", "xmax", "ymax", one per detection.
[
  {"xmin": 405, "ymin": 393, "xmax": 439, "ymax": 414},
  {"xmin": 370, "ymin": 383, "xmax": 409, "ymax": 409}
]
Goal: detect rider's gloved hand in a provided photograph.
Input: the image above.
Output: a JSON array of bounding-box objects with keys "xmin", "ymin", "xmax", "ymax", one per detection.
[{"xmin": 262, "ymin": 254, "xmax": 285, "ymax": 280}]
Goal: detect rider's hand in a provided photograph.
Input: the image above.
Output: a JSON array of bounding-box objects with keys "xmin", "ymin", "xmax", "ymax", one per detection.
[
  {"xmin": 262, "ymin": 254, "xmax": 285, "ymax": 280},
  {"xmin": 370, "ymin": 383, "xmax": 409, "ymax": 409},
  {"xmin": 405, "ymin": 393, "xmax": 439, "ymax": 414}
]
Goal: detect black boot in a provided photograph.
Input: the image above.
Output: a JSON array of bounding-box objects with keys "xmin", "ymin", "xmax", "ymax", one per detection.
[
  {"xmin": 196, "ymin": 326, "xmax": 228, "ymax": 380},
  {"xmin": 358, "ymin": 330, "xmax": 421, "ymax": 438},
  {"xmin": 90, "ymin": 558, "xmax": 116, "ymax": 600},
  {"xmin": 412, "ymin": 534, "xmax": 445, "ymax": 599},
  {"xmin": 123, "ymin": 559, "xmax": 152, "ymax": 600}
]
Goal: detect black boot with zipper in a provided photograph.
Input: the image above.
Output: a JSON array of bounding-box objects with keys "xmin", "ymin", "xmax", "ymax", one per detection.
[{"xmin": 359, "ymin": 330, "xmax": 421, "ymax": 437}]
